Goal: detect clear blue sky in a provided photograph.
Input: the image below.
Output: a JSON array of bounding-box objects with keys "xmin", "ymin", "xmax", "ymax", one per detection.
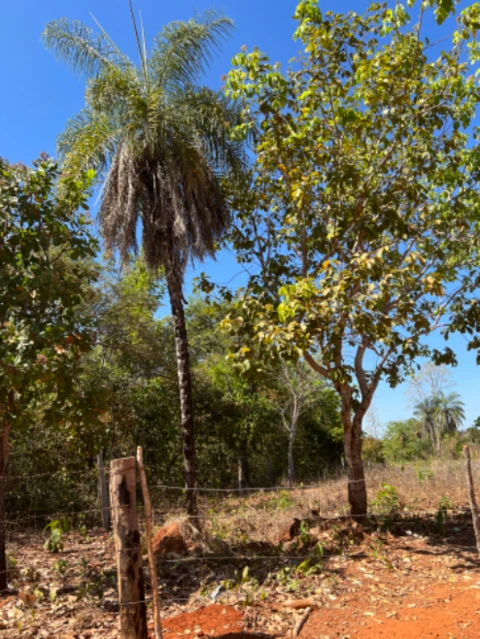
[{"xmin": 1, "ymin": 0, "xmax": 478, "ymax": 431}]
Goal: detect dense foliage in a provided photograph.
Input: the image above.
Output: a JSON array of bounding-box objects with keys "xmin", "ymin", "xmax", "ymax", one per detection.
[{"xmin": 7, "ymin": 278, "xmax": 344, "ymax": 521}]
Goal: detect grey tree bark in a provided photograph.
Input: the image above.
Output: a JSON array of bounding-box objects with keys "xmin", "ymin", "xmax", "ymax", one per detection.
[
  {"xmin": 165, "ymin": 267, "xmax": 197, "ymax": 516},
  {"xmin": 97, "ymin": 450, "xmax": 111, "ymax": 530},
  {"xmin": 278, "ymin": 360, "xmax": 318, "ymax": 487},
  {"xmin": 238, "ymin": 442, "xmax": 250, "ymax": 493},
  {"xmin": 287, "ymin": 411, "xmax": 299, "ymax": 487}
]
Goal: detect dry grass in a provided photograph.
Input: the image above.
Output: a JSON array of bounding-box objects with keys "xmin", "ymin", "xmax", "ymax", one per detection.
[{"xmin": 154, "ymin": 459, "xmax": 480, "ymax": 546}]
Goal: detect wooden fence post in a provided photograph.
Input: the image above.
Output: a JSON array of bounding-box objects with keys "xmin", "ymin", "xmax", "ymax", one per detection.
[
  {"xmin": 110, "ymin": 457, "xmax": 148, "ymax": 639},
  {"xmin": 137, "ymin": 446, "xmax": 163, "ymax": 639},
  {"xmin": 98, "ymin": 451, "xmax": 111, "ymax": 531},
  {"xmin": 464, "ymin": 445, "xmax": 480, "ymax": 555}
]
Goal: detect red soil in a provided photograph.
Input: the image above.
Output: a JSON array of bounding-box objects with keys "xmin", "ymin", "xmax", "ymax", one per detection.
[
  {"xmin": 162, "ymin": 604, "xmax": 260, "ymax": 639},
  {"xmin": 301, "ymin": 581, "xmax": 480, "ymax": 638},
  {"xmin": 157, "ymin": 580, "xmax": 480, "ymax": 639}
]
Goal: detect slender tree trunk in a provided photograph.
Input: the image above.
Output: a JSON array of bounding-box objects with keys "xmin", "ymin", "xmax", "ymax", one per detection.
[
  {"xmin": 436, "ymin": 423, "xmax": 441, "ymax": 455},
  {"xmin": 340, "ymin": 387, "xmax": 368, "ymax": 520},
  {"xmin": 287, "ymin": 418, "xmax": 298, "ymax": 487},
  {"xmin": 238, "ymin": 457, "xmax": 246, "ymax": 494},
  {"xmin": 165, "ymin": 268, "xmax": 197, "ymax": 516},
  {"xmin": 238, "ymin": 441, "xmax": 250, "ymax": 493},
  {"xmin": 0, "ymin": 396, "xmax": 12, "ymax": 593},
  {"xmin": 97, "ymin": 450, "xmax": 111, "ymax": 531}
]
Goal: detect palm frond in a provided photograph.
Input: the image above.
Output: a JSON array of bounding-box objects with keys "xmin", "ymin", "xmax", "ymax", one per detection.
[
  {"xmin": 85, "ymin": 65, "xmax": 140, "ymax": 119},
  {"xmin": 42, "ymin": 18, "xmax": 130, "ymax": 77},
  {"xmin": 128, "ymin": 0, "xmax": 149, "ymax": 87},
  {"xmin": 176, "ymin": 86, "xmax": 247, "ymax": 176},
  {"xmin": 150, "ymin": 11, "xmax": 234, "ymax": 90},
  {"xmin": 58, "ymin": 108, "xmax": 121, "ymax": 178},
  {"xmin": 89, "ymin": 12, "xmax": 128, "ymax": 64},
  {"xmin": 46, "ymin": 11, "xmax": 245, "ymax": 277}
]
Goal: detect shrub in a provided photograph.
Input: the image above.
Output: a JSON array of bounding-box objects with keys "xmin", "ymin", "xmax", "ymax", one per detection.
[{"xmin": 371, "ymin": 483, "xmax": 401, "ymax": 528}]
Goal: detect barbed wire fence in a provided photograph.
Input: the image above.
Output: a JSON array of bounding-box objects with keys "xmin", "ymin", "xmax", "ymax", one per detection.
[{"xmin": 1, "ymin": 452, "xmax": 480, "ymax": 638}]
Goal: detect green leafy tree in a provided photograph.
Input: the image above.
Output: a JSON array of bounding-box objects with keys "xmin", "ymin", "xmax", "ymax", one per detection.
[
  {"xmin": 198, "ymin": 357, "xmax": 277, "ymax": 490},
  {"xmin": 466, "ymin": 416, "xmax": 480, "ymax": 443},
  {"xmin": 43, "ymin": 9, "xmax": 246, "ymax": 515},
  {"xmin": 383, "ymin": 418, "xmax": 432, "ymax": 462},
  {"xmin": 188, "ymin": 296, "xmax": 343, "ymax": 486},
  {"xmin": 185, "ymin": 297, "xmax": 277, "ymax": 488},
  {"xmin": 77, "ymin": 259, "xmax": 178, "ymax": 459},
  {"xmin": 0, "ymin": 157, "xmax": 98, "ymax": 591},
  {"xmin": 362, "ymin": 436, "xmax": 385, "ymax": 466},
  {"xmin": 223, "ymin": 0, "xmax": 480, "ymax": 517}
]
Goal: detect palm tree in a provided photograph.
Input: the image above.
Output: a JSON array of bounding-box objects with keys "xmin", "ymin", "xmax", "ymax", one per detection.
[
  {"xmin": 43, "ymin": 5, "xmax": 245, "ymax": 515},
  {"xmin": 435, "ymin": 391, "xmax": 465, "ymax": 435},
  {"xmin": 413, "ymin": 392, "xmax": 465, "ymax": 453},
  {"xmin": 413, "ymin": 396, "xmax": 439, "ymax": 442}
]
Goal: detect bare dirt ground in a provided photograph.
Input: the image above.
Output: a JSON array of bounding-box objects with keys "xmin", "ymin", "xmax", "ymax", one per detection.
[{"xmin": 2, "ymin": 463, "xmax": 480, "ymax": 638}]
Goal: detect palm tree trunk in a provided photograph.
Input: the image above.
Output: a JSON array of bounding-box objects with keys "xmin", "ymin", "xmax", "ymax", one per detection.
[{"xmin": 165, "ymin": 268, "xmax": 197, "ymax": 516}]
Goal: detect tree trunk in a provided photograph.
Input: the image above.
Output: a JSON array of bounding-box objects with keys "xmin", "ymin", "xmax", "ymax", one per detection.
[
  {"xmin": 0, "ymin": 402, "xmax": 11, "ymax": 593},
  {"xmin": 97, "ymin": 451, "xmax": 111, "ymax": 531},
  {"xmin": 436, "ymin": 423, "xmax": 441, "ymax": 455},
  {"xmin": 238, "ymin": 457, "xmax": 246, "ymax": 494},
  {"xmin": 287, "ymin": 420, "xmax": 298, "ymax": 487},
  {"xmin": 238, "ymin": 443, "xmax": 250, "ymax": 493},
  {"xmin": 340, "ymin": 388, "xmax": 368, "ymax": 520},
  {"xmin": 165, "ymin": 268, "xmax": 197, "ymax": 516}
]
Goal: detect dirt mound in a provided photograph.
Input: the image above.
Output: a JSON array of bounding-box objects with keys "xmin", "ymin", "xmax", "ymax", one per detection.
[
  {"xmin": 153, "ymin": 521, "xmax": 188, "ymax": 556},
  {"xmin": 300, "ymin": 582, "xmax": 480, "ymax": 638},
  {"xmin": 163, "ymin": 604, "xmax": 253, "ymax": 638}
]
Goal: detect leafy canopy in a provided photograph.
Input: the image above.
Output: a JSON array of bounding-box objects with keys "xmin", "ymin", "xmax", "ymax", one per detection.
[
  {"xmin": 0, "ymin": 156, "xmax": 98, "ymax": 414},
  {"xmin": 223, "ymin": 0, "xmax": 480, "ymax": 413}
]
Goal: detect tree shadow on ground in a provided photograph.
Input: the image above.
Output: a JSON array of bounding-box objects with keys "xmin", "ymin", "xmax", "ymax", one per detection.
[
  {"xmin": 155, "ymin": 534, "xmax": 347, "ymax": 605},
  {"xmin": 151, "ymin": 510, "xmax": 479, "ymax": 605},
  {"xmin": 376, "ymin": 510, "xmax": 480, "ymax": 568}
]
